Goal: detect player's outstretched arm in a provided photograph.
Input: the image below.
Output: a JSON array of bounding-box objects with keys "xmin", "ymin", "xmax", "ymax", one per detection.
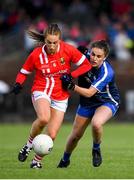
[
  {"xmin": 74, "ymin": 85, "xmax": 97, "ymax": 97},
  {"xmin": 60, "ymin": 73, "xmax": 97, "ymax": 97}
]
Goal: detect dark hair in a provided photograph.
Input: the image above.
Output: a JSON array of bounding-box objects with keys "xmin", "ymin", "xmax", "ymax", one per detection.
[
  {"xmin": 77, "ymin": 46, "xmax": 88, "ymax": 55},
  {"xmin": 90, "ymin": 40, "xmax": 110, "ymax": 57},
  {"xmin": 27, "ymin": 23, "xmax": 61, "ymax": 45}
]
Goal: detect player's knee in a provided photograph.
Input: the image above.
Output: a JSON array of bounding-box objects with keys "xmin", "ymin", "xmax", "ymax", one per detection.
[
  {"xmin": 47, "ymin": 131, "xmax": 57, "ymax": 141},
  {"xmin": 72, "ymin": 133, "xmax": 83, "ymax": 142},
  {"xmin": 38, "ymin": 115, "xmax": 49, "ymax": 127},
  {"xmin": 92, "ymin": 121, "xmax": 101, "ymax": 131}
]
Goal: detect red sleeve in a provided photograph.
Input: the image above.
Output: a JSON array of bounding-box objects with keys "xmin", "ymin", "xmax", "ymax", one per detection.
[
  {"xmin": 15, "ymin": 49, "xmax": 37, "ymax": 84},
  {"xmin": 64, "ymin": 43, "xmax": 92, "ymax": 78},
  {"xmin": 21, "ymin": 52, "xmax": 35, "ymax": 73},
  {"xmin": 16, "ymin": 72, "xmax": 27, "ymax": 85},
  {"xmin": 71, "ymin": 58, "xmax": 92, "ymax": 78}
]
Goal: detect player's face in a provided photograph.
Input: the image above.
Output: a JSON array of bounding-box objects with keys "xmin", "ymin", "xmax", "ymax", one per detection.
[
  {"xmin": 45, "ymin": 34, "xmax": 60, "ymax": 54},
  {"xmin": 90, "ymin": 47, "xmax": 106, "ymax": 68}
]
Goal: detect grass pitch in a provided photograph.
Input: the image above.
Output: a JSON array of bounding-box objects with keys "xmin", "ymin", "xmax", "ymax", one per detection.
[{"xmin": 0, "ymin": 122, "xmax": 134, "ymax": 179}]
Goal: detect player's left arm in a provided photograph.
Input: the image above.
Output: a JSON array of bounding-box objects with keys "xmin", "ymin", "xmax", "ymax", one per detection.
[
  {"xmin": 70, "ymin": 46, "xmax": 92, "ymax": 78},
  {"xmin": 74, "ymin": 85, "xmax": 97, "ymax": 97},
  {"xmin": 71, "ymin": 58, "xmax": 92, "ymax": 78},
  {"xmin": 74, "ymin": 66, "xmax": 114, "ymax": 97},
  {"xmin": 61, "ymin": 63, "xmax": 114, "ymax": 96}
]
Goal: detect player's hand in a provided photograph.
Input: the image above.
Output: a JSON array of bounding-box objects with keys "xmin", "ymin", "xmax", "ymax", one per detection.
[
  {"xmin": 60, "ymin": 74, "xmax": 75, "ymax": 91},
  {"xmin": 10, "ymin": 82, "xmax": 22, "ymax": 95}
]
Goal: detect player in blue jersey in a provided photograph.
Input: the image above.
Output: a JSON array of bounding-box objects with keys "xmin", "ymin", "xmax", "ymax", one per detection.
[{"xmin": 57, "ymin": 40, "xmax": 120, "ymax": 168}]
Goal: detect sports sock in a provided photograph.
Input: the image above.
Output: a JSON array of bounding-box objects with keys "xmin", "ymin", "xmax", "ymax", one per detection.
[
  {"xmin": 62, "ymin": 152, "xmax": 71, "ymax": 162},
  {"xmin": 33, "ymin": 154, "xmax": 43, "ymax": 163},
  {"xmin": 26, "ymin": 135, "xmax": 34, "ymax": 148},
  {"xmin": 93, "ymin": 142, "xmax": 100, "ymax": 150}
]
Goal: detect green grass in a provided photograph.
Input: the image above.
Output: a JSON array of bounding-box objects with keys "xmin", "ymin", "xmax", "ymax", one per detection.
[{"xmin": 0, "ymin": 123, "xmax": 134, "ymax": 179}]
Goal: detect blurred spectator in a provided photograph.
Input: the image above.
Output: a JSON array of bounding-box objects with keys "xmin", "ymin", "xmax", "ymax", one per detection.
[
  {"xmin": 68, "ymin": 0, "xmax": 88, "ymax": 15},
  {"xmin": 126, "ymin": 20, "xmax": 134, "ymax": 55},
  {"xmin": 0, "ymin": 0, "xmax": 134, "ymax": 60},
  {"xmin": 0, "ymin": 80, "xmax": 10, "ymax": 104},
  {"xmin": 113, "ymin": 22, "xmax": 132, "ymax": 61},
  {"xmin": 70, "ymin": 22, "xmax": 81, "ymax": 40},
  {"xmin": 36, "ymin": 16, "xmax": 48, "ymax": 33},
  {"xmin": 51, "ymin": 2, "xmax": 65, "ymax": 21},
  {"xmin": 27, "ymin": 0, "xmax": 46, "ymax": 18},
  {"xmin": 89, "ymin": 0, "xmax": 112, "ymax": 19},
  {"xmin": 111, "ymin": 0, "xmax": 132, "ymax": 16},
  {"xmin": 91, "ymin": 26, "xmax": 108, "ymax": 42}
]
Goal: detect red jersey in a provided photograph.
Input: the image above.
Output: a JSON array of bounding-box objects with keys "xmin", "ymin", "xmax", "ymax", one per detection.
[{"xmin": 16, "ymin": 41, "xmax": 91, "ymax": 101}]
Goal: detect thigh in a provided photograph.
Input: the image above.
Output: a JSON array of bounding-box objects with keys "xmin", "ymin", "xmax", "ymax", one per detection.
[
  {"xmin": 91, "ymin": 105, "xmax": 113, "ymax": 126},
  {"xmin": 46, "ymin": 108, "xmax": 65, "ymax": 136},
  {"xmin": 46, "ymin": 99, "xmax": 68, "ymax": 135},
  {"xmin": 32, "ymin": 97, "xmax": 51, "ymax": 119}
]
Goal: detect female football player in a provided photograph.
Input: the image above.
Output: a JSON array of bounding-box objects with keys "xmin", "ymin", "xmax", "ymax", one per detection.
[
  {"xmin": 11, "ymin": 23, "xmax": 92, "ymax": 168},
  {"xmin": 58, "ymin": 40, "xmax": 120, "ymax": 168}
]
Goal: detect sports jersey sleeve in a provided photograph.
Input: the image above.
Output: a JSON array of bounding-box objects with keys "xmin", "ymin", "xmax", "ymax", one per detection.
[
  {"xmin": 15, "ymin": 72, "xmax": 27, "ymax": 85},
  {"xmin": 15, "ymin": 51, "xmax": 35, "ymax": 84},
  {"xmin": 91, "ymin": 63, "xmax": 114, "ymax": 92},
  {"xmin": 20, "ymin": 52, "xmax": 35, "ymax": 75},
  {"xmin": 71, "ymin": 58, "xmax": 92, "ymax": 78},
  {"xmin": 69, "ymin": 46, "xmax": 92, "ymax": 78}
]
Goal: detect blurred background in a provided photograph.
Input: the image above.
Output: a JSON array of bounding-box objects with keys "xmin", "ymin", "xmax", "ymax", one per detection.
[{"xmin": 0, "ymin": 0, "xmax": 134, "ymax": 123}]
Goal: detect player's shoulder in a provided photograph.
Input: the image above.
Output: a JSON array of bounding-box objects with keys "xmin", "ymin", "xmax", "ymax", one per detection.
[
  {"xmin": 30, "ymin": 46, "xmax": 42, "ymax": 55},
  {"xmin": 104, "ymin": 60, "xmax": 114, "ymax": 69},
  {"xmin": 103, "ymin": 60, "xmax": 115, "ymax": 76}
]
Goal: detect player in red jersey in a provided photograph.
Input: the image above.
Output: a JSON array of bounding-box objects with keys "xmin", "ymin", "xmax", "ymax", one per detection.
[{"xmin": 11, "ymin": 23, "xmax": 92, "ymax": 169}]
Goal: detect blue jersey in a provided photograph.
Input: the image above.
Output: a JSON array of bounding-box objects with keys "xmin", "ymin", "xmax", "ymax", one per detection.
[{"xmin": 78, "ymin": 60, "xmax": 120, "ymax": 107}]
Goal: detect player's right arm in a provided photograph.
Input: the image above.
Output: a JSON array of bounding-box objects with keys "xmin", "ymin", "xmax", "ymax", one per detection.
[
  {"xmin": 11, "ymin": 50, "xmax": 35, "ymax": 94},
  {"xmin": 16, "ymin": 52, "xmax": 35, "ymax": 84}
]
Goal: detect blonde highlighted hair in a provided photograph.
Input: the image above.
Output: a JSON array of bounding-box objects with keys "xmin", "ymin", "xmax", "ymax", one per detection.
[{"xmin": 27, "ymin": 23, "xmax": 62, "ymax": 45}]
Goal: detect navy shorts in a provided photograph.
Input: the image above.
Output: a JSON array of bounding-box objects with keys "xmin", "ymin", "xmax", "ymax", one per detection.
[{"xmin": 76, "ymin": 102, "xmax": 119, "ymax": 118}]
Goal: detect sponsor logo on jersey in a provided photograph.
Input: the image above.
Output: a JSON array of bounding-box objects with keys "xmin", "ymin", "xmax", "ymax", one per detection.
[
  {"xmin": 60, "ymin": 57, "xmax": 65, "ymax": 64},
  {"xmin": 44, "ymin": 69, "xmax": 68, "ymax": 77}
]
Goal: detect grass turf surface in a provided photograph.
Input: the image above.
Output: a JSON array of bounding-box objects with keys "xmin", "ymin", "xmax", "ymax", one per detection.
[{"xmin": 0, "ymin": 123, "xmax": 134, "ymax": 179}]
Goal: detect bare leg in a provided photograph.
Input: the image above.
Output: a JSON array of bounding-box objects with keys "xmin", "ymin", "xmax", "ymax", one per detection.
[
  {"xmin": 91, "ymin": 105, "xmax": 113, "ymax": 167},
  {"xmin": 65, "ymin": 114, "xmax": 89, "ymax": 153},
  {"xmin": 57, "ymin": 114, "xmax": 89, "ymax": 168},
  {"xmin": 32, "ymin": 107, "xmax": 65, "ymax": 168},
  {"xmin": 91, "ymin": 105, "xmax": 112, "ymax": 144},
  {"xmin": 18, "ymin": 98, "xmax": 51, "ymax": 163},
  {"xmin": 46, "ymin": 107, "xmax": 65, "ymax": 140},
  {"xmin": 30, "ymin": 98, "xmax": 51, "ymax": 138}
]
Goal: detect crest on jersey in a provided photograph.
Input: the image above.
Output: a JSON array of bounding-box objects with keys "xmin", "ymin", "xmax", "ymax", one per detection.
[{"xmin": 60, "ymin": 57, "xmax": 65, "ymax": 65}]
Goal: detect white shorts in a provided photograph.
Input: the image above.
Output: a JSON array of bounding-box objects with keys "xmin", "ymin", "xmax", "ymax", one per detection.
[{"xmin": 32, "ymin": 91, "xmax": 68, "ymax": 112}]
